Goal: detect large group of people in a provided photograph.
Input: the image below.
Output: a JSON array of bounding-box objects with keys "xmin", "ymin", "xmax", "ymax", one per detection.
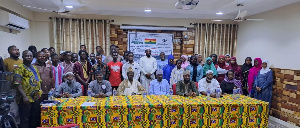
[{"xmin": 2, "ymin": 44, "xmax": 273, "ymax": 128}]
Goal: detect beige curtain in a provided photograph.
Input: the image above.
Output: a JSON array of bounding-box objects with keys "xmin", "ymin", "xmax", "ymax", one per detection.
[
  {"xmin": 194, "ymin": 23, "xmax": 238, "ymax": 59},
  {"xmin": 51, "ymin": 17, "xmax": 111, "ymax": 55}
]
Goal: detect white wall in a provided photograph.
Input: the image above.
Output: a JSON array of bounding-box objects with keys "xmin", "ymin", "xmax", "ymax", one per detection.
[
  {"xmin": 0, "ymin": 0, "xmax": 34, "ymax": 58},
  {"xmin": 236, "ymin": 2, "xmax": 300, "ymax": 70}
]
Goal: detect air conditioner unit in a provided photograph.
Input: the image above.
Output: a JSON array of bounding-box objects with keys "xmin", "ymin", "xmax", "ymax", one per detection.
[
  {"xmin": 0, "ymin": 10, "xmax": 29, "ymax": 31},
  {"xmin": 175, "ymin": 0, "xmax": 199, "ymax": 10}
]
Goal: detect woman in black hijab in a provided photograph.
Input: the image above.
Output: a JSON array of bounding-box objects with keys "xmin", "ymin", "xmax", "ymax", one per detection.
[{"xmin": 241, "ymin": 57, "xmax": 253, "ymax": 95}]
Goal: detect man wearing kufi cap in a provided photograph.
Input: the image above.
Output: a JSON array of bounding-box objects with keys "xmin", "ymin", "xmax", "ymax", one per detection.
[
  {"xmin": 176, "ymin": 70, "xmax": 199, "ymax": 97},
  {"xmin": 149, "ymin": 69, "xmax": 170, "ymax": 95},
  {"xmin": 54, "ymin": 72, "xmax": 82, "ymax": 98},
  {"xmin": 88, "ymin": 70, "xmax": 112, "ymax": 98},
  {"xmin": 117, "ymin": 67, "xmax": 145, "ymax": 96},
  {"xmin": 198, "ymin": 70, "xmax": 220, "ymax": 98}
]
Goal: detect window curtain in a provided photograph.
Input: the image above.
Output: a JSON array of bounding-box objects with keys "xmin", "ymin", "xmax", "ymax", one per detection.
[
  {"xmin": 194, "ymin": 23, "xmax": 238, "ymax": 59},
  {"xmin": 51, "ymin": 17, "xmax": 111, "ymax": 55}
]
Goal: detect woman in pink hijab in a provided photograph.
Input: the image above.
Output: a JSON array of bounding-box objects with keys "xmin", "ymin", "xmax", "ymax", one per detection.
[
  {"xmin": 247, "ymin": 58, "xmax": 262, "ymax": 95},
  {"xmin": 180, "ymin": 55, "xmax": 190, "ymax": 69}
]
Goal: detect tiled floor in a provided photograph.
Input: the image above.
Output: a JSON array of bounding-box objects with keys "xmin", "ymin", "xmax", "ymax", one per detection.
[{"xmin": 269, "ymin": 119, "xmax": 289, "ymax": 128}]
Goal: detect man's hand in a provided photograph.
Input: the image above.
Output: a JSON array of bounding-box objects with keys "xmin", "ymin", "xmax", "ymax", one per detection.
[
  {"xmin": 210, "ymin": 93, "xmax": 216, "ymax": 98},
  {"xmin": 191, "ymin": 92, "xmax": 196, "ymax": 97},
  {"xmin": 99, "ymin": 93, "xmax": 105, "ymax": 98},
  {"xmin": 23, "ymin": 97, "xmax": 30, "ymax": 105}
]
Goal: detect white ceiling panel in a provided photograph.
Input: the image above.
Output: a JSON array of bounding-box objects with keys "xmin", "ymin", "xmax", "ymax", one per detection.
[{"xmin": 13, "ymin": 0, "xmax": 300, "ymax": 19}]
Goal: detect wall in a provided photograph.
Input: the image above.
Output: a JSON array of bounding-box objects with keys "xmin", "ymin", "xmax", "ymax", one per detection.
[
  {"xmin": 0, "ymin": 0, "xmax": 34, "ymax": 58},
  {"xmin": 236, "ymin": 2, "xmax": 300, "ymax": 70}
]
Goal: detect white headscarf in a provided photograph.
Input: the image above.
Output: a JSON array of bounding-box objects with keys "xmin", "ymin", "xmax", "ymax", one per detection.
[{"xmin": 260, "ymin": 60, "xmax": 271, "ymax": 74}]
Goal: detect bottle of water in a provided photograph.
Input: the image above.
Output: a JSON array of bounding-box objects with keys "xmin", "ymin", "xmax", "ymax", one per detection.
[
  {"xmin": 236, "ymin": 87, "xmax": 241, "ymax": 99},
  {"xmin": 207, "ymin": 88, "xmax": 211, "ymax": 100},
  {"xmin": 48, "ymin": 88, "xmax": 54, "ymax": 100},
  {"xmin": 169, "ymin": 89, "xmax": 173, "ymax": 100},
  {"xmin": 216, "ymin": 87, "xmax": 221, "ymax": 99},
  {"xmin": 233, "ymin": 87, "xmax": 237, "ymax": 99},
  {"xmin": 87, "ymin": 88, "xmax": 92, "ymax": 101},
  {"xmin": 143, "ymin": 91, "xmax": 147, "ymax": 102},
  {"xmin": 113, "ymin": 88, "xmax": 117, "ymax": 101}
]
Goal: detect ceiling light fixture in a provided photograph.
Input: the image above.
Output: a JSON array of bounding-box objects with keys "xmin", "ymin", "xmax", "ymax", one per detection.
[
  {"xmin": 216, "ymin": 12, "xmax": 223, "ymax": 15},
  {"xmin": 66, "ymin": 6, "xmax": 73, "ymax": 9},
  {"xmin": 212, "ymin": 20, "xmax": 223, "ymax": 21},
  {"xmin": 144, "ymin": 9, "xmax": 151, "ymax": 12}
]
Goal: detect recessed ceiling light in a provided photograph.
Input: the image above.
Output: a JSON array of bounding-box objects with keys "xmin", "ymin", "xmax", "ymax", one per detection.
[
  {"xmin": 212, "ymin": 20, "xmax": 223, "ymax": 21},
  {"xmin": 216, "ymin": 12, "xmax": 223, "ymax": 15},
  {"xmin": 66, "ymin": 5, "xmax": 73, "ymax": 9},
  {"xmin": 144, "ymin": 9, "xmax": 151, "ymax": 12}
]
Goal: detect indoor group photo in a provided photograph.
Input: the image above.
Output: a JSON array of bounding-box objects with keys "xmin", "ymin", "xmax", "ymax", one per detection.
[{"xmin": 0, "ymin": 0, "xmax": 300, "ymax": 128}]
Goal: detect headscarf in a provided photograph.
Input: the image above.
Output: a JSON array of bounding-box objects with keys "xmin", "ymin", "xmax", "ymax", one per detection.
[
  {"xmin": 181, "ymin": 55, "xmax": 189, "ymax": 69},
  {"xmin": 260, "ymin": 60, "xmax": 271, "ymax": 74},
  {"xmin": 203, "ymin": 57, "xmax": 217, "ymax": 76},
  {"xmin": 248, "ymin": 58, "xmax": 262, "ymax": 92},
  {"xmin": 229, "ymin": 57, "xmax": 241, "ymax": 73},
  {"xmin": 217, "ymin": 55, "xmax": 228, "ymax": 69},
  {"xmin": 224, "ymin": 70, "xmax": 243, "ymax": 94},
  {"xmin": 241, "ymin": 57, "xmax": 253, "ymax": 72},
  {"xmin": 167, "ymin": 55, "xmax": 175, "ymax": 66}
]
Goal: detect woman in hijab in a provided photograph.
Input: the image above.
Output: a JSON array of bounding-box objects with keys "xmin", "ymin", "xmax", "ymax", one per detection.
[
  {"xmin": 248, "ymin": 58, "xmax": 262, "ymax": 95},
  {"xmin": 210, "ymin": 54, "xmax": 218, "ymax": 65},
  {"xmin": 215, "ymin": 55, "xmax": 230, "ymax": 83},
  {"xmin": 202, "ymin": 57, "xmax": 217, "ymax": 78},
  {"xmin": 254, "ymin": 60, "xmax": 273, "ymax": 109},
  {"xmin": 180, "ymin": 55, "xmax": 189, "ymax": 69},
  {"xmin": 186, "ymin": 56, "xmax": 203, "ymax": 82},
  {"xmin": 163, "ymin": 55, "xmax": 175, "ymax": 84},
  {"xmin": 229, "ymin": 57, "xmax": 242, "ymax": 80},
  {"xmin": 220, "ymin": 70, "xmax": 243, "ymax": 94},
  {"xmin": 241, "ymin": 57, "xmax": 253, "ymax": 95}
]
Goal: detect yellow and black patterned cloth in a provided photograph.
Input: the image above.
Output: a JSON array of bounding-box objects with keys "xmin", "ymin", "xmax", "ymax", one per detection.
[{"xmin": 41, "ymin": 95, "xmax": 269, "ymax": 127}]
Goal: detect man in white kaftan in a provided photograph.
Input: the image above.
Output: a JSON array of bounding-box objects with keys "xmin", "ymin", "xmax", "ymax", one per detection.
[{"xmin": 139, "ymin": 49, "xmax": 157, "ymax": 94}]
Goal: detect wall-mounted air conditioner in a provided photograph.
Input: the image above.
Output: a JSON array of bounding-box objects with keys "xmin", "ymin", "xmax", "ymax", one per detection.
[{"xmin": 0, "ymin": 10, "xmax": 29, "ymax": 31}]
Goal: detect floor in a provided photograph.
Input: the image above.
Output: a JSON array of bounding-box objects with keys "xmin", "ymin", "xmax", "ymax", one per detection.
[{"xmin": 269, "ymin": 119, "xmax": 289, "ymax": 128}]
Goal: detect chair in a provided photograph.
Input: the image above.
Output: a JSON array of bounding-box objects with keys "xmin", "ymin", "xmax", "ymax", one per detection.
[
  {"xmin": 172, "ymin": 84, "xmax": 176, "ymax": 95},
  {"xmin": 172, "ymin": 82, "xmax": 198, "ymax": 95},
  {"xmin": 38, "ymin": 124, "xmax": 79, "ymax": 128},
  {"xmin": 81, "ymin": 85, "xmax": 84, "ymax": 95}
]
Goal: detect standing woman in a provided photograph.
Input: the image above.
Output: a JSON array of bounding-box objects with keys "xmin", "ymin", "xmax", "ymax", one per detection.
[
  {"xmin": 248, "ymin": 58, "xmax": 262, "ymax": 96},
  {"xmin": 241, "ymin": 57, "xmax": 253, "ymax": 95},
  {"xmin": 215, "ymin": 55, "xmax": 230, "ymax": 83},
  {"xmin": 229, "ymin": 57, "xmax": 242, "ymax": 80},
  {"xmin": 180, "ymin": 55, "xmax": 189, "ymax": 69},
  {"xmin": 202, "ymin": 57, "xmax": 217, "ymax": 78},
  {"xmin": 254, "ymin": 60, "xmax": 273, "ymax": 109}
]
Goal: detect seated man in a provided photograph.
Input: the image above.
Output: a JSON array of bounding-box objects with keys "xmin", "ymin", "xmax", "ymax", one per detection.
[
  {"xmin": 117, "ymin": 67, "xmax": 145, "ymax": 96},
  {"xmin": 149, "ymin": 69, "xmax": 169, "ymax": 95},
  {"xmin": 198, "ymin": 70, "xmax": 220, "ymax": 97},
  {"xmin": 176, "ymin": 70, "xmax": 199, "ymax": 97},
  {"xmin": 88, "ymin": 70, "xmax": 112, "ymax": 98},
  {"xmin": 54, "ymin": 72, "xmax": 82, "ymax": 98}
]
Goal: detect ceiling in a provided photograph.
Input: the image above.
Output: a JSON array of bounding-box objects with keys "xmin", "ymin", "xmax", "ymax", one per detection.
[{"xmin": 14, "ymin": 0, "xmax": 300, "ymax": 19}]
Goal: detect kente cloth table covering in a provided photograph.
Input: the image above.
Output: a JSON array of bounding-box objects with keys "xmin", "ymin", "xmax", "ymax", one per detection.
[{"xmin": 41, "ymin": 95, "xmax": 269, "ymax": 127}]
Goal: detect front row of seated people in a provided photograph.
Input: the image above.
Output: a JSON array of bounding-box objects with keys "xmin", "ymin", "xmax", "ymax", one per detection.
[{"xmin": 53, "ymin": 68, "xmax": 227, "ymax": 98}]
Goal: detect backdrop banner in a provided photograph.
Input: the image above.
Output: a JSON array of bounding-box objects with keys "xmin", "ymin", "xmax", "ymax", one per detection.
[{"xmin": 128, "ymin": 32, "xmax": 173, "ymax": 61}]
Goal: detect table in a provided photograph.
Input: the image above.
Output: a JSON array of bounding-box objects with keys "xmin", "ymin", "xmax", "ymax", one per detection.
[{"xmin": 41, "ymin": 95, "xmax": 269, "ymax": 127}]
